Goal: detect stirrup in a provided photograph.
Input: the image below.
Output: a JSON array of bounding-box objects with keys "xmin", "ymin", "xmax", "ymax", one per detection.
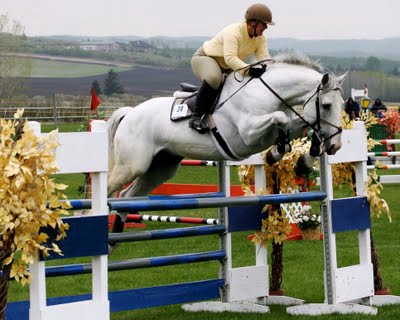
[{"xmin": 189, "ymin": 114, "xmax": 210, "ymax": 134}]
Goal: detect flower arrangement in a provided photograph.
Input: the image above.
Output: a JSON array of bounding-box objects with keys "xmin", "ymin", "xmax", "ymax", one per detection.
[
  {"xmin": 0, "ymin": 110, "xmax": 71, "ymax": 284},
  {"xmin": 251, "ymin": 208, "xmax": 292, "ymax": 246},
  {"xmin": 339, "ymin": 111, "xmax": 391, "ymax": 221},
  {"xmin": 379, "ymin": 109, "xmax": 400, "ymax": 139},
  {"xmin": 238, "ymin": 137, "xmax": 313, "ymax": 246},
  {"xmin": 294, "ymin": 205, "xmax": 321, "ymax": 230}
]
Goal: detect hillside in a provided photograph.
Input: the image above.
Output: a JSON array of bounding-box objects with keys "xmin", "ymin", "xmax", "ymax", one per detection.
[
  {"xmin": 24, "ymin": 65, "xmax": 198, "ymax": 98},
  {"xmin": 269, "ymin": 37, "xmax": 400, "ymax": 60},
  {"xmin": 43, "ymin": 35, "xmax": 400, "ymax": 61}
]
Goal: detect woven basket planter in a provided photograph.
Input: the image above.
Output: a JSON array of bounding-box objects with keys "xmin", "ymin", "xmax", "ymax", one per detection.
[{"xmin": 301, "ymin": 227, "xmax": 321, "ymax": 240}]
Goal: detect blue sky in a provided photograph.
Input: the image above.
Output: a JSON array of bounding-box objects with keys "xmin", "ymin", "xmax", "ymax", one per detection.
[{"xmin": 2, "ymin": 0, "xmax": 400, "ymax": 40}]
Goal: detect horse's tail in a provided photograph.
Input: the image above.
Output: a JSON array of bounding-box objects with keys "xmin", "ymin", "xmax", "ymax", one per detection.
[{"xmin": 107, "ymin": 106, "xmax": 132, "ymax": 171}]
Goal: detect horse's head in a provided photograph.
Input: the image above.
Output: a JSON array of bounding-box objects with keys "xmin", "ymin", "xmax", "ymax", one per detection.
[{"xmin": 303, "ymin": 72, "xmax": 347, "ymax": 156}]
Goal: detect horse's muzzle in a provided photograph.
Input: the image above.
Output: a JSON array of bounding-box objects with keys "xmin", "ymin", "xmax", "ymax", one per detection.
[{"xmin": 326, "ymin": 142, "xmax": 342, "ymax": 155}]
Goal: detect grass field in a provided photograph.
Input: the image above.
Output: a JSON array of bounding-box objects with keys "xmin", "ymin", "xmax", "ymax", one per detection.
[
  {"xmin": 30, "ymin": 58, "xmax": 131, "ymax": 78},
  {"xmin": 7, "ymin": 166, "xmax": 400, "ymax": 319},
  {"xmin": 6, "ymin": 124, "xmax": 400, "ymax": 319}
]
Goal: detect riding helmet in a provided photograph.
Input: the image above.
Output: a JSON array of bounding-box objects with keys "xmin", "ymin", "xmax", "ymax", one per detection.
[{"xmin": 245, "ymin": 3, "xmax": 275, "ymax": 25}]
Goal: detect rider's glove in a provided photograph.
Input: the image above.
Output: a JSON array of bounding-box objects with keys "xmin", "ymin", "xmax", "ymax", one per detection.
[{"xmin": 248, "ymin": 65, "xmax": 266, "ymax": 78}]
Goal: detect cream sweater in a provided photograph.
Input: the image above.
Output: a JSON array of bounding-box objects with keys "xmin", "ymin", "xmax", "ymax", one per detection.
[{"xmin": 203, "ymin": 21, "xmax": 270, "ymax": 71}]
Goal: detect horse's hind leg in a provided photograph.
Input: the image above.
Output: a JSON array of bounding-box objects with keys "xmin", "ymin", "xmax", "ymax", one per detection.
[
  {"xmin": 107, "ymin": 151, "xmax": 154, "ymax": 197},
  {"xmin": 107, "ymin": 154, "xmax": 154, "ymax": 237},
  {"xmin": 120, "ymin": 152, "xmax": 184, "ymax": 198},
  {"xmin": 111, "ymin": 152, "xmax": 183, "ymax": 236}
]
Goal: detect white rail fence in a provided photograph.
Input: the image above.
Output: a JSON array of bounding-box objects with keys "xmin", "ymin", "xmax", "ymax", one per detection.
[{"xmin": 0, "ymin": 105, "xmax": 120, "ymax": 124}]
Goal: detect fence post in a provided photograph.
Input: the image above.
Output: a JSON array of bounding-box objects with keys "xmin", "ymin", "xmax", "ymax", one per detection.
[{"xmin": 52, "ymin": 94, "xmax": 58, "ymax": 128}]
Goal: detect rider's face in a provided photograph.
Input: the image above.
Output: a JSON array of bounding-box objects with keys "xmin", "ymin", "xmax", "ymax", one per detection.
[
  {"xmin": 256, "ymin": 22, "xmax": 268, "ymax": 35},
  {"xmin": 249, "ymin": 21, "xmax": 268, "ymax": 37}
]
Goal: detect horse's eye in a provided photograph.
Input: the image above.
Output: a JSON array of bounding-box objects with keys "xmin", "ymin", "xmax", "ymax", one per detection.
[{"xmin": 322, "ymin": 103, "xmax": 331, "ymax": 110}]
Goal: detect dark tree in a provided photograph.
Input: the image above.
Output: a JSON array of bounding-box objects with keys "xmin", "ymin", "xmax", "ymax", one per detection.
[
  {"xmin": 91, "ymin": 80, "xmax": 102, "ymax": 95},
  {"xmin": 103, "ymin": 69, "xmax": 124, "ymax": 96},
  {"xmin": 365, "ymin": 56, "xmax": 381, "ymax": 71}
]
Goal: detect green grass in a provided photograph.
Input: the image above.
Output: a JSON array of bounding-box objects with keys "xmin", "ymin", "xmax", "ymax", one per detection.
[
  {"xmin": 31, "ymin": 58, "xmax": 130, "ymax": 78},
  {"xmin": 7, "ymin": 163, "xmax": 400, "ymax": 319},
  {"xmin": 39, "ymin": 122, "xmax": 83, "ymax": 132}
]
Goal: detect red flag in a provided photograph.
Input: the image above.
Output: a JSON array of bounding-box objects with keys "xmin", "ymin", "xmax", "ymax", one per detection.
[{"xmin": 90, "ymin": 87, "xmax": 101, "ymax": 110}]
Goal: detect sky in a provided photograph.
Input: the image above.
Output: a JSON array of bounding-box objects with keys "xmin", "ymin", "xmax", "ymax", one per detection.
[{"xmin": 2, "ymin": 0, "xmax": 400, "ymax": 40}]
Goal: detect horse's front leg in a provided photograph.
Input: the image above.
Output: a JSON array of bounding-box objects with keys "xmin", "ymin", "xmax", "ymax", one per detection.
[
  {"xmin": 281, "ymin": 117, "xmax": 322, "ymax": 175},
  {"xmin": 263, "ymin": 111, "xmax": 293, "ymax": 165},
  {"xmin": 266, "ymin": 128, "xmax": 293, "ymax": 165},
  {"xmin": 295, "ymin": 131, "xmax": 322, "ymax": 175},
  {"xmin": 239, "ymin": 111, "xmax": 291, "ymax": 163}
]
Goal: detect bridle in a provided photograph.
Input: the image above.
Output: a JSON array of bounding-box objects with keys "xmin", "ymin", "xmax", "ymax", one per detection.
[{"xmin": 258, "ymin": 76, "xmax": 343, "ymax": 144}]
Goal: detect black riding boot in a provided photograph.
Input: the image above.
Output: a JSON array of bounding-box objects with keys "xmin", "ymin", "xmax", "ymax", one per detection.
[{"xmin": 188, "ymin": 81, "xmax": 219, "ymax": 134}]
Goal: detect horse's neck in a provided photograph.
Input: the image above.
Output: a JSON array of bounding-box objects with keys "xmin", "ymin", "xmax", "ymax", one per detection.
[{"xmin": 266, "ymin": 67, "xmax": 321, "ymax": 106}]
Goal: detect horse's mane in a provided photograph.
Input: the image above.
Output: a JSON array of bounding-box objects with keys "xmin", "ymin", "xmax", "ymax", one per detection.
[{"xmin": 273, "ymin": 51, "xmax": 326, "ymax": 73}]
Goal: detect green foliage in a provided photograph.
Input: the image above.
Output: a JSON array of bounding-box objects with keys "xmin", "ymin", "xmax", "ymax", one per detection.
[
  {"xmin": 311, "ymin": 54, "xmax": 400, "ymax": 76},
  {"xmin": 365, "ymin": 56, "xmax": 382, "ymax": 71},
  {"xmin": 0, "ymin": 14, "xmax": 32, "ymax": 101}
]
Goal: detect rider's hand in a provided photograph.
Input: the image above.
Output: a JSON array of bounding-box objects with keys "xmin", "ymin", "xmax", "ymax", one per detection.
[{"xmin": 248, "ymin": 65, "xmax": 266, "ymax": 78}]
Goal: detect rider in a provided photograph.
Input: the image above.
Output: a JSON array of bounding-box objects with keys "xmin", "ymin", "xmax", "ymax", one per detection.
[{"xmin": 189, "ymin": 3, "xmax": 275, "ymax": 133}]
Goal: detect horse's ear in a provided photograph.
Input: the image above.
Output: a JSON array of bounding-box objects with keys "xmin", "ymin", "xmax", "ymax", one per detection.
[
  {"xmin": 335, "ymin": 72, "xmax": 348, "ymax": 85},
  {"xmin": 321, "ymin": 73, "xmax": 330, "ymax": 87}
]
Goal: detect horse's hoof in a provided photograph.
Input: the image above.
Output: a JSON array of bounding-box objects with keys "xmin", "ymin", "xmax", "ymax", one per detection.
[
  {"xmin": 266, "ymin": 151, "xmax": 278, "ymax": 166},
  {"xmin": 295, "ymin": 156, "xmax": 313, "ymax": 176},
  {"xmin": 309, "ymin": 144, "xmax": 321, "ymax": 157},
  {"xmin": 295, "ymin": 165, "xmax": 312, "ymax": 176},
  {"xmin": 277, "ymin": 143, "xmax": 285, "ymax": 154}
]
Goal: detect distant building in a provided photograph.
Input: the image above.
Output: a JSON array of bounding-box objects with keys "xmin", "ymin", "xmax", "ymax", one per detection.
[
  {"xmin": 351, "ymin": 88, "xmax": 370, "ymax": 101},
  {"xmin": 79, "ymin": 42, "xmax": 120, "ymax": 52},
  {"xmin": 129, "ymin": 40, "xmax": 155, "ymax": 53}
]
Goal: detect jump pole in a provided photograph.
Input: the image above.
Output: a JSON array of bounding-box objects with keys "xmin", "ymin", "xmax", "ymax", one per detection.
[
  {"xmin": 367, "ymin": 139, "xmax": 400, "ymax": 184},
  {"xmin": 107, "ymin": 192, "xmax": 327, "ymax": 212},
  {"xmin": 124, "ymin": 213, "xmax": 219, "ymax": 225},
  {"xmin": 181, "ymin": 159, "xmax": 218, "ymax": 166}
]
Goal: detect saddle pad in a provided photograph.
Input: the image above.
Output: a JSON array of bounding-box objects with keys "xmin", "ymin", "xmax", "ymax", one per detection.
[{"xmin": 170, "ymin": 99, "xmax": 192, "ymax": 122}]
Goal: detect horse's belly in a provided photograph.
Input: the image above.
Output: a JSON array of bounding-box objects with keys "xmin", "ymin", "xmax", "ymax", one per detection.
[
  {"xmin": 117, "ymin": 99, "xmax": 224, "ymax": 160},
  {"xmin": 169, "ymin": 142, "xmax": 225, "ymax": 160}
]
